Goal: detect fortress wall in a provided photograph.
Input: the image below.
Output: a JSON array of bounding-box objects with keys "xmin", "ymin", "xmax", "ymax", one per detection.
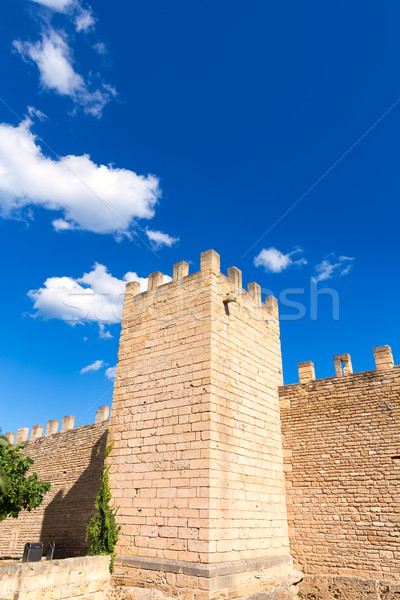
[
  {"xmin": 208, "ymin": 267, "xmax": 289, "ymax": 563},
  {"xmin": 109, "ymin": 251, "xmax": 294, "ymax": 600},
  {"xmin": 109, "ymin": 261, "xmax": 214, "ymax": 565},
  {"xmin": 279, "ymin": 347, "xmax": 400, "ymax": 587},
  {"xmin": 0, "ymin": 408, "xmax": 109, "ymax": 558}
]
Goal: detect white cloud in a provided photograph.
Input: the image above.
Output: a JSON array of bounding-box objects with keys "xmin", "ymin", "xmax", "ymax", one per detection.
[
  {"xmin": 80, "ymin": 359, "xmax": 104, "ymax": 374},
  {"xmin": 30, "ymin": 0, "xmax": 97, "ymax": 37},
  {"xmin": 98, "ymin": 323, "xmax": 113, "ymax": 339},
  {"xmin": 28, "ymin": 263, "xmax": 171, "ymax": 336},
  {"xmin": 145, "ymin": 229, "xmax": 179, "ymax": 248},
  {"xmin": 0, "ymin": 117, "xmax": 161, "ymax": 235},
  {"xmin": 14, "ymin": 31, "xmax": 83, "ymax": 96},
  {"xmin": 254, "ymin": 247, "xmax": 307, "ymax": 273},
  {"xmin": 105, "ymin": 366, "xmax": 116, "ymax": 381},
  {"xmin": 30, "ymin": 0, "xmax": 73, "ymax": 11},
  {"xmin": 27, "ymin": 106, "xmax": 47, "ymax": 121},
  {"xmin": 93, "ymin": 42, "xmax": 107, "ymax": 55},
  {"xmin": 13, "ymin": 29, "xmax": 116, "ymax": 117},
  {"xmin": 75, "ymin": 10, "xmax": 95, "ymax": 33},
  {"xmin": 312, "ymin": 255, "xmax": 355, "ymax": 283},
  {"xmin": 52, "ymin": 218, "xmax": 75, "ymax": 231}
]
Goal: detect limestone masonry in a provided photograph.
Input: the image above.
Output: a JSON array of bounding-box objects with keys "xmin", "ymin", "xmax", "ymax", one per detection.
[
  {"xmin": 1, "ymin": 250, "xmax": 399, "ymax": 600},
  {"xmin": 0, "ymin": 407, "xmax": 109, "ymax": 558},
  {"xmin": 0, "ymin": 556, "xmax": 110, "ymax": 600},
  {"xmin": 109, "ymin": 250, "xmax": 293, "ymax": 600},
  {"xmin": 280, "ymin": 347, "xmax": 400, "ymax": 598}
]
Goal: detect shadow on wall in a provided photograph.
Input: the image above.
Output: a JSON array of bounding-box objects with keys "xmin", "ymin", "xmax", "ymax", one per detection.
[{"xmin": 40, "ymin": 433, "xmax": 107, "ymax": 557}]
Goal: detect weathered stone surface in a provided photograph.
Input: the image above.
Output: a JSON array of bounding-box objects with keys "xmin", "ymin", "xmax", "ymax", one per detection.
[
  {"xmin": 379, "ymin": 580, "xmax": 400, "ymax": 600},
  {"xmin": 296, "ymin": 575, "xmax": 400, "ymax": 600},
  {"xmin": 0, "ymin": 423, "xmax": 107, "ymax": 557},
  {"xmin": 280, "ymin": 365, "xmax": 400, "ymax": 584},
  {"xmin": 108, "ymin": 251, "xmax": 292, "ymax": 599},
  {"xmin": 0, "ymin": 555, "xmax": 110, "ymax": 600}
]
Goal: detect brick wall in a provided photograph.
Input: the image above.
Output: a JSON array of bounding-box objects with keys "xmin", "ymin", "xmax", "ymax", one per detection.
[
  {"xmin": 109, "ymin": 250, "xmax": 293, "ymax": 599},
  {"xmin": 109, "ymin": 261, "xmax": 214, "ymax": 564},
  {"xmin": 280, "ymin": 357, "xmax": 400, "ymax": 582},
  {"xmin": 208, "ymin": 267, "xmax": 289, "ymax": 563},
  {"xmin": 0, "ymin": 422, "xmax": 107, "ymax": 558}
]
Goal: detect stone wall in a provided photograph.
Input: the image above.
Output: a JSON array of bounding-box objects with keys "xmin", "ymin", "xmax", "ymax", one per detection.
[
  {"xmin": 279, "ymin": 347, "xmax": 400, "ymax": 593},
  {"xmin": 298, "ymin": 574, "xmax": 400, "ymax": 600},
  {"xmin": 0, "ymin": 412, "xmax": 108, "ymax": 558},
  {"xmin": 109, "ymin": 250, "xmax": 293, "ymax": 600},
  {"xmin": 110, "ymin": 555, "xmax": 299, "ymax": 600},
  {"xmin": 0, "ymin": 555, "xmax": 110, "ymax": 600},
  {"xmin": 4, "ymin": 253, "xmax": 399, "ymax": 600}
]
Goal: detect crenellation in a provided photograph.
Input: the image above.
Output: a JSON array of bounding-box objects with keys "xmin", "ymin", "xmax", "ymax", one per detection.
[
  {"xmin": 16, "ymin": 427, "xmax": 29, "ymax": 443},
  {"xmin": 95, "ymin": 405, "xmax": 110, "ymax": 423},
  {"xmin": 147, "ymin": 271, "xmax": 164, "ymax": 292},
  {"xmin": 293, "ymin": 347, "xmax": 397, "ymax": 384},
  {"xmin": 334, "ymin": 352, "xmax": 353, "ymax": 377},
  {"xmin": 298, "ymin": 361, "xmax": 315, "ymax": 383},
  {"xmin": 247, "ymin": 281, "xmax": 261, "ymax": 304},
  {"xmin": 44, "ymin": 419, "xmax": 59, "ymax": 437},
  {"xmin": 265, "ymin": 295, "xmax": 279, "ymax": 318},
  {"xmin": 173, "ymin": 260, "xmax": 189, "ymax": 281},
  {"xmin": 30, "ymin": 424, "xmax": 44, "ymax": 441},
  {"xmin": 121, "ymin": 251, "xmax": 273, "ymax": 327},
  {"xmin": 200, "ymin": 248, "xmax": 220, "ymax": 274},
  {"xmin": 373, "ymin": 344, "xmax": 394, "ymax": 370},
  {"xmin": 227, "ymin": 266, "xmax": 242, "ymax": 289},
  {"xmin": 6, "ymin": 407, "xmax": 109, "ymax": 447},
  {"xmin": 61, "ymin": 415, "xmax": 75, "ymax": 432},
  {"xmin": 126, "ymin": 280, "xmax": 141, "ymax": 295}
]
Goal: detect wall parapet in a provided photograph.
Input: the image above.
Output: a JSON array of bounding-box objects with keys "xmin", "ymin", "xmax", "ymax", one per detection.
[
  {"xmin": 280, "ymin": 342, "xmax": 400, "ymax": 584},
  {"xmin": 0, "ymin": 419, "xmax": 108, "ymax": 558},
  {"xmin": 285, "ymin": 345, "xmax": 396, "ymax": 388},
  {"xmin": 124, "ymin": 249, "xmax": 279, "ymax": 319},
  {"xmin": 4, "ymin": 405, "xmax": 110, "ymax": 447}
]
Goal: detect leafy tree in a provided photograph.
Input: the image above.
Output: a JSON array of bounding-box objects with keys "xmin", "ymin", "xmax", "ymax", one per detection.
[
  {"xmin": 0, "ymin": 437, "xmax": 51, "ymax": 521},
  {"xmin": 0, "ymin": 434, "xmax": 10, "ymax": 494},
  {"xmin": 86, "ymin": 439, "xmax": 121, "ymax": 571}
]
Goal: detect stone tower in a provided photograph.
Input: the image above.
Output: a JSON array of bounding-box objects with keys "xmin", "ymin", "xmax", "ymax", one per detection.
[{"xmin": 108, "ymin": 250, "xmax": 294, "ymax": 600}]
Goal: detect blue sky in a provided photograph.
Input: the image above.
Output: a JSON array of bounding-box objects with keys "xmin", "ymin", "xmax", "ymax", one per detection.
[{"xmin": 1, "ymin": 0, "xmax": 399, "ymax": 434}]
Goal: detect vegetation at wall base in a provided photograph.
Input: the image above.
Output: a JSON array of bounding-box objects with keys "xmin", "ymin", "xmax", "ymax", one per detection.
[
  {"xmin": 0, "ymin": 434, "xmax": 51, "ymax": 521},
  {"xmin": 86, "ymin": 436, "xmax": 121, "ymax": 572}
]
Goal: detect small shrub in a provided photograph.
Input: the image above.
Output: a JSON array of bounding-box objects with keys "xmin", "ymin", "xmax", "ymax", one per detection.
[{"xmin": 86, "ymin": 437, "xmax": 121, "ymax": 571}]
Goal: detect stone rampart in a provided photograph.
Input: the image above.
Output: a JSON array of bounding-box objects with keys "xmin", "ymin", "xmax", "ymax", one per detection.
[
  {"xmin": 280, "ymin": 346, "xmax": 400, "ymax": 597},
  {"xmin": 0, "ymin": 407, "xmax": 109, "ymax": 558}
]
